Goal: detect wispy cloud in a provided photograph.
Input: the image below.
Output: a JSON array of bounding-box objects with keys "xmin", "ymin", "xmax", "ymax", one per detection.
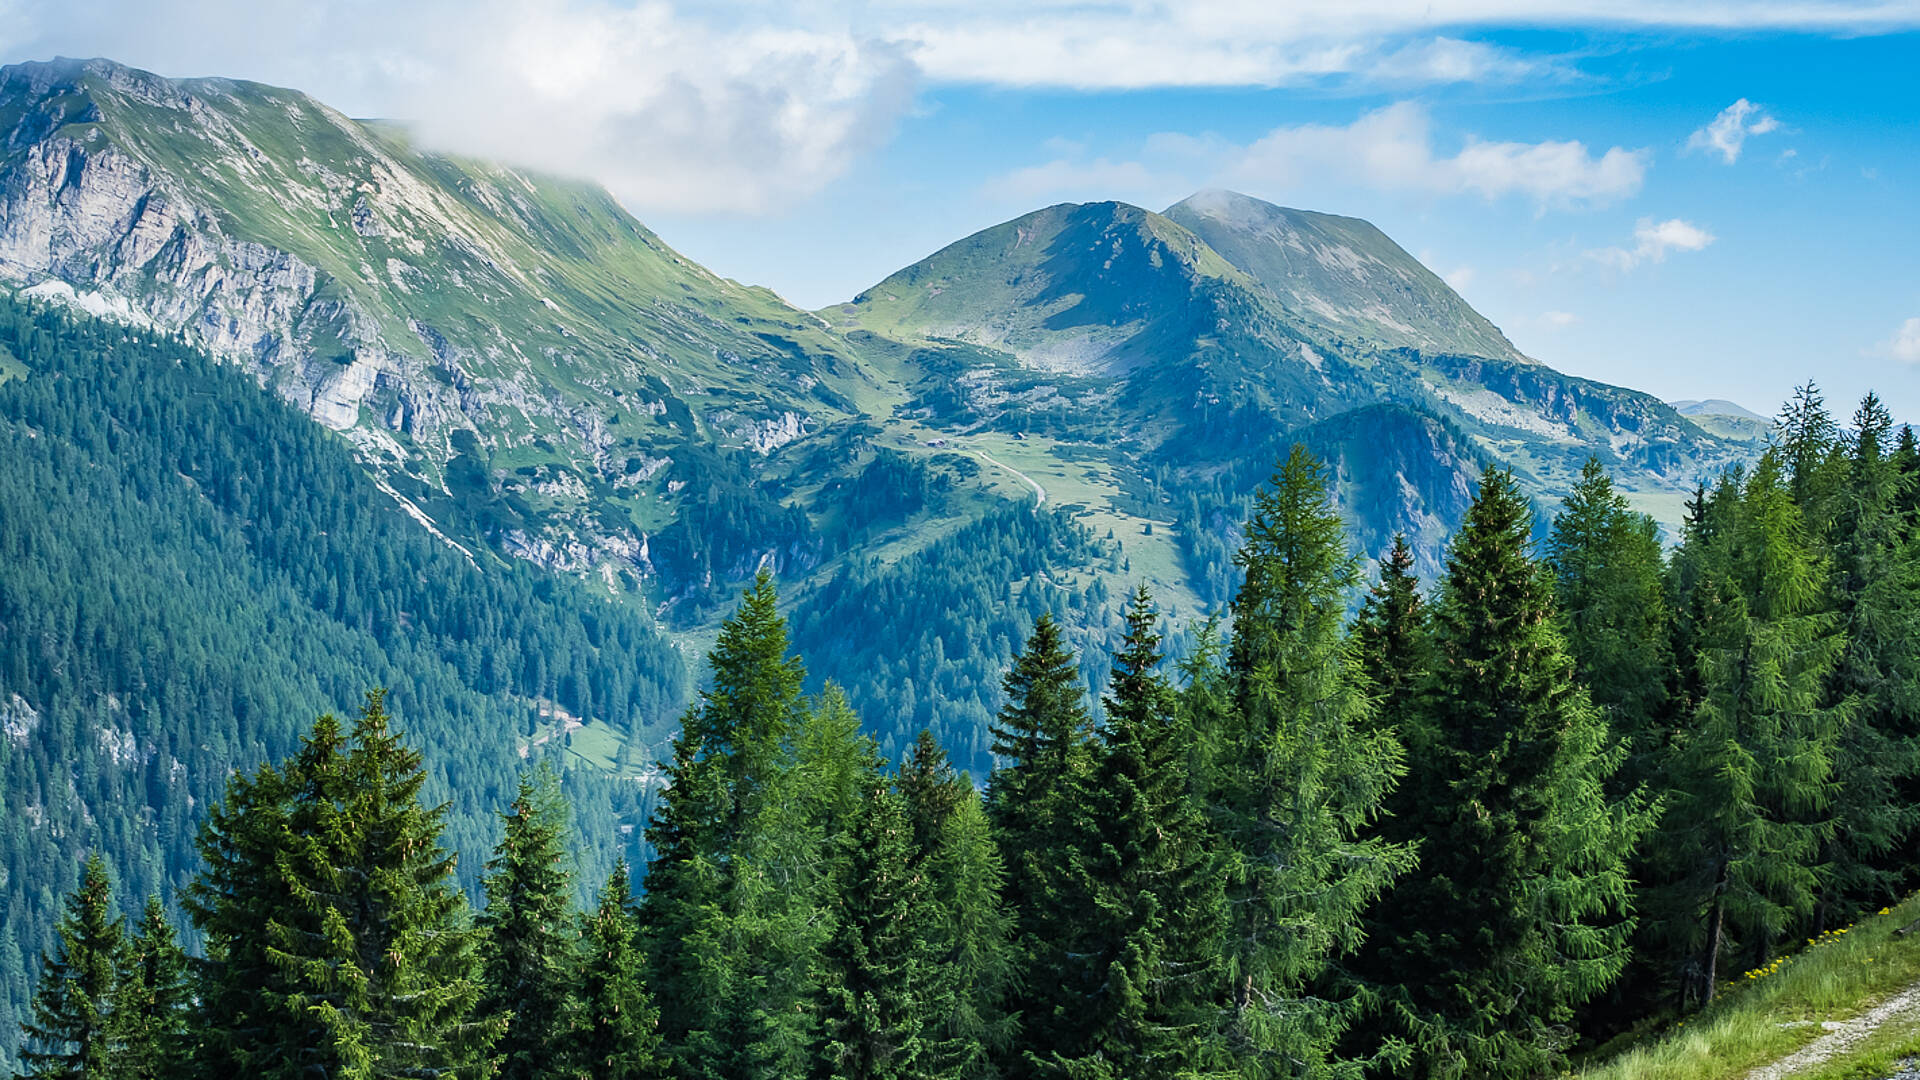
[
  {"xmin": 4, "ymin": 0, "xmax": 1909, "ymax": 215},
  {"xmin": 990, "ymin": 103, "xmax": 1648, "ymax": 210},
  {"xmin": 1233, "ymin": 103, "xmax": 1647, "ymax": 208},
  {"xmin": 890, "ymin": 2, "xmax": 1920, "ymax": 90},
  {"xmin": 1687, "ymin": 99, "xmax": 1780, "ymax": 163},
  {"xmin": 1587, "ymin": 218, "xmax": 1716, "ymax": 271},
  {"xmin": 1878, "ymin": 317, "xmax": 1920, "ymax": 364},
  {"xmin": 985, "ymin": 102, "xmax": 1649, "ymax": 211},
  {"xmin": 4, "ymin": 0, "xmax": 917, "ymax": 215}
]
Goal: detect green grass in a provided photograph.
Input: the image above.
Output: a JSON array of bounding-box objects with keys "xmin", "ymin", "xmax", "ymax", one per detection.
[
  {"xmin": 1576, "ymin": 896, "xmax": 1920, "ymax": 1080},
  {"xmin": 0, "ymin": 343, "xmax": 25, "ymax": 384}
]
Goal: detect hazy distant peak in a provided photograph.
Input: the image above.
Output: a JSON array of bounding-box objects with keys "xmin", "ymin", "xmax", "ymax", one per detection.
[{"xmin": 1670, "ymin": 398, "xmax": 1769, "ymax": 421}]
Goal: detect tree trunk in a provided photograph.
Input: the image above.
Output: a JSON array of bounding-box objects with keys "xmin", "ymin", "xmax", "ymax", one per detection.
[{"xmin": 1701, "ymin": 887, "xmax": 1726, "ymax": 1005}]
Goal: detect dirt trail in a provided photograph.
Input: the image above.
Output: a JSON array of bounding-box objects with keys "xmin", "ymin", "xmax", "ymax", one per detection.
[
  {"xmin": 974, "ymin": 449, "xmax": 1047, "ymax": 507},
  {"xmin": 1746, "ymin": 981, "xmax": 1920, "ymax": 1080}
]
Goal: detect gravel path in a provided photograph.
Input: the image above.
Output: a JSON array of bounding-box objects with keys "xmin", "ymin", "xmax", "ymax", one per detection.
[{"xmin": 1746, "ymin": 984, "xmax": 1920, "ymax": 1080}]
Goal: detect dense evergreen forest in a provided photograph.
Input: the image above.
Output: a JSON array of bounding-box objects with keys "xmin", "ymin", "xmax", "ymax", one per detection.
[
  {"xmin": 14, "ymin": 380, "xmax": 1919, "ymax": 1079},
  {"xmin": 0, "ymin": 297, "xmax": 690, "ymax": 1072}
]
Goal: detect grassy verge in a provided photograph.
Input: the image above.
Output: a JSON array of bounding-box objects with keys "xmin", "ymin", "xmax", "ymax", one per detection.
[{"xmin": 1576, "ymin": 894, "xmax": 1920, "ymax": 1080}]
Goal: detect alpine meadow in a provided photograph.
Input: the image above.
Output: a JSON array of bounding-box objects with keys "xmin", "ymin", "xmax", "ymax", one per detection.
[{"xmin": 2, "ymin": 12, "xmax": 1918, "ymax": 1080}]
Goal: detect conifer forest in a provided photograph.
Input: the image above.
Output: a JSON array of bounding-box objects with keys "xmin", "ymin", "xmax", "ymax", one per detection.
[{"xmin": 14, "ymin": 373, "xmax": 1920, "ymax": 1079}]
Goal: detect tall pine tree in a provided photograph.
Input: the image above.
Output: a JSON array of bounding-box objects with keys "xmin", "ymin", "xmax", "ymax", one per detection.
[
  {"xmin": 638, "ymin": 571, "xmax": 827, "ymax": 1080},
  {"xmin": 900, "ymin": 734, "xmax": 1016, "ymax": 1080},
  {"xmin": 1817, "ymin": 394, "xmax": 1920, "ymax": 918},
  {"xmin": 1364, "ymin": 466, "xmax": 1650, "ymax": 1078},
  {"xmin": 569, "ymin": 860, "xmax": 663, "ymax": 1080},
  {"xmin": 1548, "ymin": 457, "xmax": 1674, "ymax": 793},
  {"xmin": 478, "ymin": 768, "xmax": 577, "ymax": 1080},
  {"xmin": 19, "ymin": 855, "xmax": 120, "ymax": 1080},
  {"xmin": 984, "ymin": 613, "xmax": 1096, "ymax": 1074},
  {"xmin": 1054, "ymin": 587, "xmax": 1226, "ymax": 1079},
  {"xmin": 187, "ymin": 692, "xmax": 499, "ymax": 1080},
  {"xmin": 815, "ymin": 780, "xmax": 940, "ymax": 1080},
  {"xmin": 1351, "ymin": 534, "xmax": 1429, "ymax": 735},
  {"xmin": 1654, "ymin": 456, "xmax": 1847, "ymax": 1003},
  {"xmin": 107, "ymin": 897, "xmax": 190, "ymax": 1080}
]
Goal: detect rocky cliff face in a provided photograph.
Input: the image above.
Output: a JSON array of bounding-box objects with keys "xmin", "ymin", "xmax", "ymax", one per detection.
[
  {"xmin": 0, "ymin": 61, "xmax": 432, "ymax": 434},
  {"xmin": 0, "ymin": 58, "xmax": 877, "ymax": 589}
]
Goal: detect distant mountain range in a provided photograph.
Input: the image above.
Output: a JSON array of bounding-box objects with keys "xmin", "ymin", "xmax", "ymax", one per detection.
[{"xmin": 0, "ymin": 55, "xmax": 1769, "ymax": 738}]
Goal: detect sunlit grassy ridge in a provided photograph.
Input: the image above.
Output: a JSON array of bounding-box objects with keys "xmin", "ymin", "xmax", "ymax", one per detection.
[{"xmin": 1577, "ymin": 895, "xmax": 1920, "ymax": 1080}]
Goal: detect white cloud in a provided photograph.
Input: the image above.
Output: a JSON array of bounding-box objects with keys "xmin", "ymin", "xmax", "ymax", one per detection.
[
  {"xmin": 985, "ymin": 103, "xmax": 1647, "ymax": 210},
  {"xmin": 1231, "ymin": 102, "xmax": 1648, "ymax": 208},
  {"xmin": 887, "ymin": 2, "xmax": 1920, "ymax": 90},
  {"xmin": 1444, "ymin": 266, "xmax": 1477, "ymax": 293},
  {"xmin": 5, "ymin": 0, "xmax": 916, "ymax": 215},
  {"xmin": 1587, "ymin": 217, "xmax": 1716, "ymax": 271},
  {"xmin": 4, "ymin": 0, "xmax": 1905, "ymax": 214},
  {"xmin": 1879, "ymin": 317, "xmax": 1920, "ymax": 364},
  {"xmin": 1687, "ymin": 99, "xmax": 1780, "ymax": 163},
  {"xmin": 1540, "ymin": 310, "xmax": 1580, "ymax": 328}
]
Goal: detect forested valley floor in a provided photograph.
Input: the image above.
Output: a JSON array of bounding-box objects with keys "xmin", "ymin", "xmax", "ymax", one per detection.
[{"xmin": 13, "ymin": 375, "xmax": 1920, "ymax": 1080}]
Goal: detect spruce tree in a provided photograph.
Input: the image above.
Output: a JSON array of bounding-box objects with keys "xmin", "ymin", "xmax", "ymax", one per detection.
[
  {"xmin": 188, "ymin": 692, "xmax": 499, "ymax": 1080},
  {"xmin": 478, "ymin": 768, "xmax": 577, "ymax": 1080},
  {"xmin": 637, "ymin": 571, "xmax": 826, "ymax": 1080},
  {"xmin": 1365, "ymin": 466, "xmax": 1650, "ymax": 1078},
  {"xmin": 19, "ymin": 855, "xmax": 120, "ymax": 1080},
  {"xmin": 816, "ymin": 780, "xmax": 937, "ymax": 1080},
  {"xmin": 1216, "ymin": 447, "xmax": 1417, "ymax": 1079},
  {"xmin": 984, "ymin": 613, "xmax": 1095, "ymax": 1069},
  {"xmin": 569, "ymin": 860, "xmax": 663, "ymax": 1080},
  {"xmin": 1054, "ymin": 587, "xmax": 1225, "ymax": 1079},
  {"xmin": 899, "ymin": 731, "xmax": 967, "ymax": 861},
  {"xmin": 1547, "ymin": 458, "xmax": 1674, "ymax": 792},
  {"xmin": 900, "ymin": 735, "xmax": 1016, "ymax": 1079},
  {"xmin": 1351, "ymin": 534, "xmax": 1429, "ymax": 732},
  {"xmin": 1817, "ymin": 394, "xmax": 1920, "ymax": 917},
  {"xmin": 1778, "ymin": 381, "xmax": 1847, "ymax": 533},
  {"xmin": 107, "ymin": 897, "xmax": 190, "ymax": 1080}
]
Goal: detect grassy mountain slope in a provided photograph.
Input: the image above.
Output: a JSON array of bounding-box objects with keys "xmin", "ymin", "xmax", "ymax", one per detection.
[
  {"xmin": 0, "ymin": 57, "xmax": 883, "ymax": 587},
  {"xmin": 826, "ymin": 192, "xmax": 1754, "ymax": 610},
  {"xmin": 1576, "ymin": 894, "xmax": 1920, "ymax": 1080},
  {"xmin": 1164, "ymin": 188, "xmax": 1528, "ymax": 364}
]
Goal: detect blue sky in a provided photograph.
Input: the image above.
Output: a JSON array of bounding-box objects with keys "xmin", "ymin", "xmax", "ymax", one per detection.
[{"xmin": 6, "ymin": 1, "xmax": 1918, "ymax": 421}]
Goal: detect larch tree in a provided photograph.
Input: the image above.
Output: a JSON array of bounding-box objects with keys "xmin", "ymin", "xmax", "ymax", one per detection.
[
  {"xmin": 900, "ymin": 733, "xmax": 1016, "ymax": 1080},
  {"xmin": 1216, "ymin": 447, "xmax": 1417, "ymax": 1080},
  {"xmin": 1548, "ymin": 457, "xmax": 1674, "ymax": 793}
]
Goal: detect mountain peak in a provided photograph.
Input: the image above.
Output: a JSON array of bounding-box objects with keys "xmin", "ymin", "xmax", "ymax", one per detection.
[{"xmin": 1163, "ymin": 189, "xmax": 1528, "ymax": 363}]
